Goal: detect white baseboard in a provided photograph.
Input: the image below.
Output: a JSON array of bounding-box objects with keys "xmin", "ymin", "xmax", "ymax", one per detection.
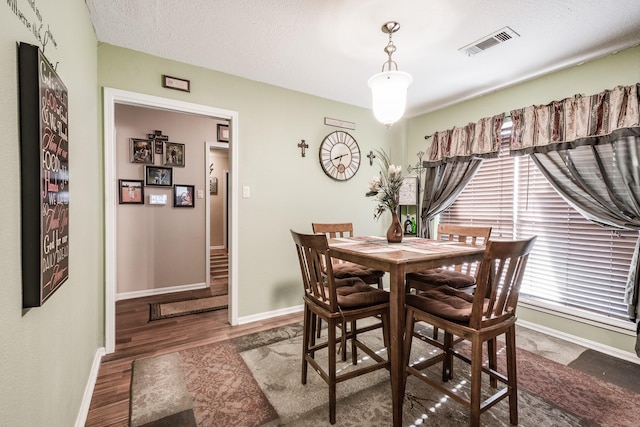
[
  {"xmin": 75, "ymin": 347, "xmax": 106, "ymax": 427},
  {"xmin": 116, "ymin": 282, "xmax": 209, "ymax": 301},
  {"xmin": 517, "ymin": 319, "xmax": 640, "ymax": 365},
  {"xmin": 237, "ymin": 304, "xmax": 303, "ymax": 325}
]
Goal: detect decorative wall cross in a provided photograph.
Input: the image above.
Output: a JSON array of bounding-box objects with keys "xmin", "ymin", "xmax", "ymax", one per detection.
[
  {"xmin": 407, "ymin": 150, "xmax": 426, "ymax": 176},
  {"xmin": 367, "ymin": 150, "xmax": 376, "ymax": 166},
  {"xmin": 297, "ymin": 140, "xmax": 309, "ymax": 157},
  {"xmin": 147, "ymin": 130, "xmax": 169, "ymax": 154}
]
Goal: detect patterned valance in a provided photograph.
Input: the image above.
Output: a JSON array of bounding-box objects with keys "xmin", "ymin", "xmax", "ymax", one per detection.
[
  {"xmin": 424, "ymin": 114, "xmax": 505, "ymax": 166},
  {"xmin": 510, "ymin": 83, "xmax": 640, "ymax": 154}
]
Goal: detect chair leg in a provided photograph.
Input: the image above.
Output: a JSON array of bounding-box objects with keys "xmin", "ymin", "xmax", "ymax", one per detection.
[
  {"xmin": 403, "ymin": 308, "xmax": 416, "ymax": 373},
  {"xmin": 506, "ymin": 326, "xmax": 519, "ymax": 425},
  {"xmin": 351, "ymin": 320, "xmax": 358, "ymax": 365},
  {"xmin": 302, "ymin": 305, "xmax": 312, "ymax": 385},
  {"xmin": 442, "ymin": 332, "xmax": 453, "ymax": 382},
  {"xmin": 328, "ymin": 318, "xmax": 337, "ymax": 424},
  {"xmin": 377, "ymin": 276, "xmax": 384, "ymax": 289},
  {"xmin": 469, "ymin": 337, "xmax": 483, "ymax": 427},
  {"xmin": 488, "ymin": 337, "xmax": 498, "ymax": 388}
]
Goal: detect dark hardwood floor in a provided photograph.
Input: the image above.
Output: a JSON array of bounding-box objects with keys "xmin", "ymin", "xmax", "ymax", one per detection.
[{"xmin": 85, "ymin": 255, "xmax": 302, "ymax": 426}]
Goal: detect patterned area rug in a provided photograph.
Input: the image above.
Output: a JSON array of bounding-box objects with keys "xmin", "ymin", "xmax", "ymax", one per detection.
[
  {"xmin": 149, "ymin": 295, "xmax": 228, "ymax": 321},
  {"xmin": 130, "ymin": 322, "xmax": 640, "ymax": 426}
]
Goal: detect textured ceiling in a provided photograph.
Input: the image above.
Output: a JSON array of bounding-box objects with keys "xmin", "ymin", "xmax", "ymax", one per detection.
[{"xmin": 85, "ymin": 0, "xmax": 640, "ymax": 118}]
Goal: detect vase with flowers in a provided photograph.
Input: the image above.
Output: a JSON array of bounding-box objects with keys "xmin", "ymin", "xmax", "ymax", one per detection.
[{"xmin": 366, "ymin": 149, "xmax": 404, "ymax": 243}]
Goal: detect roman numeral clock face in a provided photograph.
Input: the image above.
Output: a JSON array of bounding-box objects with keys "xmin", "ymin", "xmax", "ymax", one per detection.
[{"xmin": 319, "ymin": 131, "xmax": 361, "ymax": 181}]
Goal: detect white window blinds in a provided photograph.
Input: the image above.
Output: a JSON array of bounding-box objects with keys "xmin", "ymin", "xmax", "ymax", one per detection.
[{"xmin": 440, "ymin": 137, "xmax": 637, "ymax": 325}]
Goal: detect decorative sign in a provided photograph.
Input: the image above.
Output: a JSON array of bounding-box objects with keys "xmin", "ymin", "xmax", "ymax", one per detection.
[
  {"xmin": 18, "ymin": 42, "xmax": 69, "ymax": 307},
  {"xmin": 324, "ymin": 117, "xmax": 356, "ymax": 130},
  {"xmin": 399, "ymin": 176, "xmax": 419, "ymax": 206},
  {"xmin": 162, "ymin": 75, "xmax": 190, "ymax": 92}
]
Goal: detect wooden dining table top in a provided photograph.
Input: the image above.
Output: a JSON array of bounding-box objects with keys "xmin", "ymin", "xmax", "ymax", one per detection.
[{"xmin": 328, "ymin": 235, "xmax": 485, "ymax": 427}]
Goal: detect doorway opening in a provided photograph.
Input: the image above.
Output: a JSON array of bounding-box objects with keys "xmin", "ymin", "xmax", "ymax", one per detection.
[{"xmin": 103, "ymin": 88, "xmax": 239, "ymax": 354}]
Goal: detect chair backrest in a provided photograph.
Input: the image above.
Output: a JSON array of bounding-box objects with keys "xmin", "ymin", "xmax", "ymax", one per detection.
[
  {"xmin": 437, "ymin": 223, "xmax": 492, "ymax": 245},
  {"xmin": 312, "ymin": 223, "xmax": 355, "ymax": 265},
  {"xmin": 291, "ymin": 229, "xmax": 338, "ymax": 312},
  {"xmin": 311, "ymin": 222, "xmax": 354, "ymax": 239},
  {"xmin": 469, "ymin": 236, "xmax": 537, "ymax": 329},
  {"xmin": 437, "ymin": 223, "xmax": 492, "ymax": 275}
]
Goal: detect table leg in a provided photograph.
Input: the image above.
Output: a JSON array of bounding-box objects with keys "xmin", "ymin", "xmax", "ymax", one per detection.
[{"xmin": 389, "ymin": 264, "xmax": 406, "ymax": 427}]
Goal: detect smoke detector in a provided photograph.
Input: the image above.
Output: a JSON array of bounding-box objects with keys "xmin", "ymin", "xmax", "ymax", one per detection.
[{"xmin": 459, "ymin": 26, "xmax": 520, "ymax": 56}]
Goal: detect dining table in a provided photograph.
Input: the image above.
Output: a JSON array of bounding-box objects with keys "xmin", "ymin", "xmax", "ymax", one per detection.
[{"xmin": 328, "ymin": 235, "xmax": 485, "ymax": 427}]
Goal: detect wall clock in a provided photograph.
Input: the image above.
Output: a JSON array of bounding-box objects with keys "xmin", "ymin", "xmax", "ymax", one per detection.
[{"xmin": 319, "ymin": 130, "xmax": 361, "ymax": 181}]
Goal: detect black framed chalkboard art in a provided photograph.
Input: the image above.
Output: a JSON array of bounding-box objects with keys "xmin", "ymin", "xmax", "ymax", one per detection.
[{"xmin": 18, "ymin": 43, "xmax": 69, "ymax": 308}]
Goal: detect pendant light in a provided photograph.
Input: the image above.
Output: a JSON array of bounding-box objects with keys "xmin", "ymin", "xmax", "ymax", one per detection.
[{"xmin": 367, "ymin": 21, "xmax": 413, "ymax": 127}]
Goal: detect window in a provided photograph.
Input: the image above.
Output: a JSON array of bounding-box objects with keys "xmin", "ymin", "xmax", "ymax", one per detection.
[{"xmin": 440, "ymin": 133, "xmax": 636, "ymax": 327}]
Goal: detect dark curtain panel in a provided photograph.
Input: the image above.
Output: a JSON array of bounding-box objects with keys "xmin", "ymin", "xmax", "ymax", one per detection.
[
  {"xmin": 509, "ymin": 83, "xmax": 640, "ymax": 351},
  {"xmin": 420, "ymin": 114, "xmax": 505, "ymax": 237}
]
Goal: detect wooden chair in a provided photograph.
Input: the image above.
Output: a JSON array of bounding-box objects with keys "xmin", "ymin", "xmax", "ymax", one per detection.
[
  {"xmin": 406, "ymin": 223, "xmax": 492, "ymax": 294},
  {"xmin": 290, "ymin": 230, "xmax": 390, "ymax": 424},
  {"xmin": 402, "ymin": 236, "xmax": 536, "ymax": 427},
  {"xmin": 406, "ymin": 224, "xmax": 492, "ymax": 339},
  {"xmin": 312, "ymin": 222, "xmax": 385, "ymax": 289}
]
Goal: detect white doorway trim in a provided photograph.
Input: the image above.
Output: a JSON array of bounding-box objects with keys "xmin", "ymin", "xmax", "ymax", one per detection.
[{"xmin": 103, "ymin": 88, "xmax": 239, "ymax": 354}]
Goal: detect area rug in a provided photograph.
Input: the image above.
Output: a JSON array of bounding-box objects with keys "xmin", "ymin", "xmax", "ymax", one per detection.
[
  {"xmin": 148, "ymin": 295, "xmax": 228, "ymax": 321},
  {"xmin": 131, "ymin": 322, "xmax": 640, "ymax": 426}
]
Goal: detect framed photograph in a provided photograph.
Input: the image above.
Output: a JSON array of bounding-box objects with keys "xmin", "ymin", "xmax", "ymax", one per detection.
[
  {"xmin": 163, "ymin": 142, "xmax": 185, "ymax": 167},
  {"xmin": 145, "ymin": 165, "xmax": 173, "ymax": 187},
  {"xmin": 119, "ymin": 179, "xmax": 145, "ymax": 204},
  {"xmin": 130, "ymin": 138, "xmax": 154, "ymax": 164},
  {"xmin": 217, "ymin": 123, "xmax": 229, "ymax": 142},
  {"xmin": 210, "ymin": 177, "xmax": 218, "ymax": 195},
  {"xmin": 173, "ymin": 184, "xmax": 195, "ymax": 207}
]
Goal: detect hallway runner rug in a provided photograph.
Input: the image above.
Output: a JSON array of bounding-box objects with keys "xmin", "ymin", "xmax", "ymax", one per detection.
[
  {"xmin": 149, "ymin": 295, "xmax": 228, "ymax": 321},
  {"xmin": 130, "ymin": 322, "xmax": 640, "ymax": 426}
]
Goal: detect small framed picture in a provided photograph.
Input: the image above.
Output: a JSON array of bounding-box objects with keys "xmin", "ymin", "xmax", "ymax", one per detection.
[
  {"xmin": 145, "ymin": 165, "xmax": 173, "ymax": 187},
  {"xmin": 210, "ymin": 177, "xmax": 218, "ymax": 195},
  {"xmin": 217, "ymin": 124, "xmax": 229, "ymax": 143},
  {"xmin": 163, "ymin": 142, "xmax": 185, "ymax": 167},
  {"xmin": 130, "ymin": 138, "xmax": 154, "ymax": 164},
  {"xmin": 118, "ymin": 179, "xmax": 145, "ymax": 204},
  {"xmin": 173, "ymin": 184, "xmax": 195, "ymax": 207}
]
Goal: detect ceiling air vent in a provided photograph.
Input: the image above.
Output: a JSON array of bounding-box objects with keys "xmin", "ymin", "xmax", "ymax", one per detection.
[{"xmin": 459, "ymin": 26, "xmax": 520, "ymax": 56}]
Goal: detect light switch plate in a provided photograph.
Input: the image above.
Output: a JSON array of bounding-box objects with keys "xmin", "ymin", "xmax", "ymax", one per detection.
[{"xmin": 242, "ymin": 186, "xmax": 251, "ymax": 198}]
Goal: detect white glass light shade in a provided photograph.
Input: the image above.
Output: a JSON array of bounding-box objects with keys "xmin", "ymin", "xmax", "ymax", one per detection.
[{"xmin": 367, "ymin": 70, "xmax": 413, "ymax": 126}]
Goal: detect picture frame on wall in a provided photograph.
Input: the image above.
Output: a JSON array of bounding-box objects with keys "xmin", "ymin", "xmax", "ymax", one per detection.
[
  {"xmin": 118, "ymin": 179, "xmax": 145, "ymax": 204},
  {"xmin": 163, "ymin": 142, "xmax": 185, "ymax": 167},
  {"xmin": 173, "ymin": 184, "xmax": 195, "ymax": 207},
  {"xmin": 217, "ymin": 123, "xmax": 229, "ymax": 143},
  {"xmin": 210, "ymin": 176, "xmax": 218, "ymax": 195},
  {"xmin": 18, "ymin": 42, "xmax": 70, "ymax": 307},
  {"xmin": 130, "ymin": 138, "xmax": 155, "ymax": 164},
  {"xmin": 145, "ymin": 165, "xmax": 173, "ymax": 187}
]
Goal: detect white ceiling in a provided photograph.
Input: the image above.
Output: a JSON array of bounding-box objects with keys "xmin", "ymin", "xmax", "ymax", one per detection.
[{"xmin": 85, "ymin": 0, "xmax": 640, "ymax": 118}]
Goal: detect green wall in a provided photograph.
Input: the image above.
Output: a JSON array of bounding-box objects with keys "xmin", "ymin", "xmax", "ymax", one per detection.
[
  {"xmin": 1, "ymin": 1, "xmax": 102, "ymax": 425},
  {"xmin": 406, "ymin": 45, "xmax": 640, "ymax": 355},
  {"xmin": 97, "ymin": 43, "xmax": 401, "ymax": 318}
]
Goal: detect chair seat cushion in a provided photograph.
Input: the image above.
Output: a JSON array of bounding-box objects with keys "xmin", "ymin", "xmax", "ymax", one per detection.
[
  {"xmin": 407, "ymin": 268, "xmax": 476, "ymax": 290},
  {"xmin": 335, "ymin": 282, "xmax": 389, "ymax": 308},
  {"xmin": 332, "ymin": 262, "xmax": 385, "ymax": 284},
  {"xmin": 406, "ymin": 285, "xmax": 488, "ymax": 323}
]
